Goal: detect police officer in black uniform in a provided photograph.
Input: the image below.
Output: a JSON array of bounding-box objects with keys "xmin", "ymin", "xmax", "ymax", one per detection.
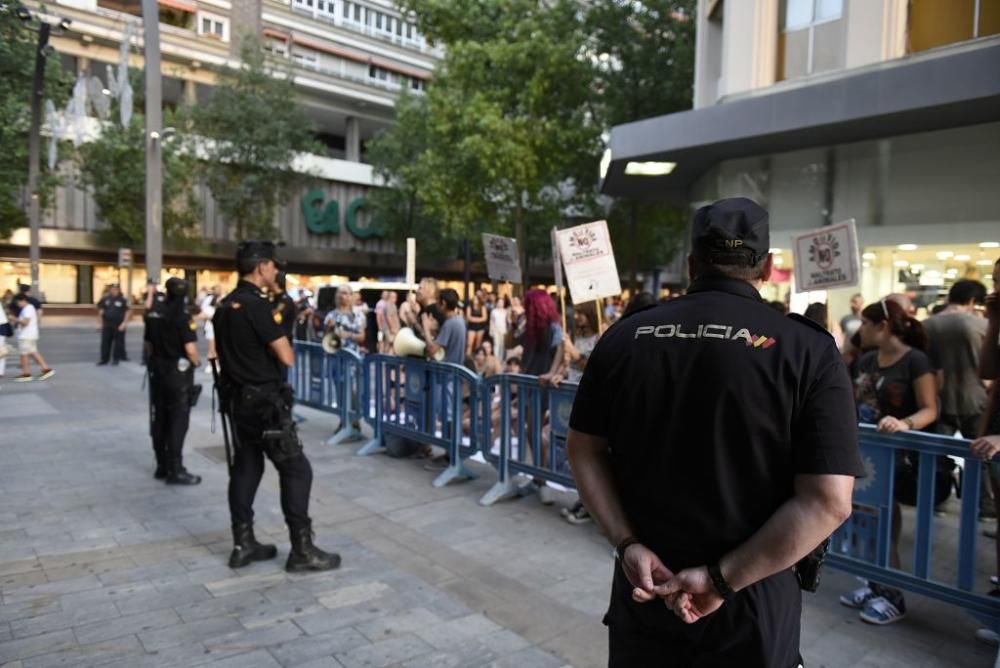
[
  {"xmin": 567, "ymin": 198, "xmax": 865, "ymax": 668},
  {"xmin": 144, "ymin": 277, "xmax": 202, "ymax": 485},
  {"xmin": 97, "ymin": 283, "xmax": 130, "ymax": 365},
  {"xmin": 272, "ymin": 271, "xmax": 297, "ymax": 342},
  {"xmin": 213, "ymin": 242, "xmax": 340, "ymax": 572}
]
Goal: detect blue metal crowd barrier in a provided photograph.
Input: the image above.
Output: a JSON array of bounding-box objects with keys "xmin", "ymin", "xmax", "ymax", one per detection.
[
  {"xmin": 477, "ymin": 374, "xmax": 578, "ymax": 506},
  {"xmin": 291, "ymin": 344, "xmax": 1000, "ymax": 635},
  {"xmin": 360, "ymin": 353, "xmax": 481, "ymax": 487},
  {"xmin": 829, "ymin": 425, "xmax": 1000, "ymax": 633}
]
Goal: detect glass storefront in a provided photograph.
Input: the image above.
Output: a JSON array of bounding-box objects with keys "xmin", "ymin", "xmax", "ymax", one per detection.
[{"xmin": 0, "ymin": 262, "xmax": 78, "ymax": 303}]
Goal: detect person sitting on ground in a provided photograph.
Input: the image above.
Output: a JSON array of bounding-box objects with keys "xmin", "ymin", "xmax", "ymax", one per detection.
[{"xmin": 472, "ymin": 341, "xmax": 502, "ymax": 379}]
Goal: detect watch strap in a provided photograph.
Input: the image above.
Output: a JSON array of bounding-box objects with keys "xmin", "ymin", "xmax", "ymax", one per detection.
[
  {"xmin": 707, "ymin": 563, "xmax": 736, "ymax": 603},
  {"xmin": 615, "ymin": 536, "xmax": 640, "ymax": 561}
]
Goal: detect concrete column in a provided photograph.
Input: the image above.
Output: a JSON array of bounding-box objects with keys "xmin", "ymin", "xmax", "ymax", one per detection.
[
  {"xmin": 183, "ymin": 79, "xmax": 197, "ymax": 105},
  {"xmin": 345, "ymin": 116, "xmax": 361, "ymax": 162},
  {"xmin": 77, "ymin": 56, "xmax": 90, "ymax": 76}
]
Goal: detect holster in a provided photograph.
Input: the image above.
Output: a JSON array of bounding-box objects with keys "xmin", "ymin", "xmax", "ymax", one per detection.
[
  {"xmin": 794, "ymin": 537, "xmax": 830, "ymax": 592},
  {"xmin": 235, "ymin": 382, "xmax": 303, "ymax": 463}
]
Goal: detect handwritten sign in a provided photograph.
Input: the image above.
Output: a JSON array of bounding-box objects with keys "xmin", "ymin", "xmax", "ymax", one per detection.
[
  {"xmin": 555, "ymin": 220, "xmax": 621, "ymax": 304},
  {"xmin": 792, "ymin": 219, "xmax": 860, "ymax": 292},
  {"xmin": 481, "ymin": 233, "xmax": 522, "ymax": 284}
]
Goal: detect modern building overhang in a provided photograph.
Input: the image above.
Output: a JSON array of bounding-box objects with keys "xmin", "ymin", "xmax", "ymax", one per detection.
[{"xmin": 601, "ymin": 38, "xmax": 1000, "ymax": 203}]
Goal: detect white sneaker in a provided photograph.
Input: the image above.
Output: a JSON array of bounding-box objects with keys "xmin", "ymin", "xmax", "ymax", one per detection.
[
  {"xmin": 859, "ymin": 596, "xmax": 906, "ymax": 625},
  {"xmin": 975, "ymin": 628, "xmax": 1000, "ymax": 646},
  {"xmin": 537, "ymin": 484, "xmax": 556, "ymax": 506},
  {"xmin": 839, "ymin": 584, "xmax": 875, "ymax": 609}
]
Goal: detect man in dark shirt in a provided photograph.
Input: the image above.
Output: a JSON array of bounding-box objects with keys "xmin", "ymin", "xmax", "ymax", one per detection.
[
  {"xmin": 97, "ymin": 283, "xmax": 130, "ymax": 365},
  {"xmin": 144, "ymin": 277, "xmax": 201, "ymax": 485},
  {"xmin": 568, "ymin": 198, "xmax": 864, "ymax": 667},
  {"xmin": 213, "ymin": 241, "xmax": 340, "ymax": 573}
]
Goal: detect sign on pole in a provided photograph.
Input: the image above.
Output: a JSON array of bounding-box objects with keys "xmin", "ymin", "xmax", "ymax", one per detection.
[
  {"xmin": 405, "ymin": 237, "xmax": 416, "ymax": 288},
  {"xmin": 117, "ymin": 247, "xmax": 132, "ymax": 268},
  {"xmin": 481, "ymin": 233, "xmax": 522, "ymax": 284},
  {"xmin": 551, "ymin": 227, "xmax": 563, "ymax": 292},
  {"xmin": 792, "ymin": 219, "xmax": 860, "ymax": 292},
  {"xmin": 555, "ymin": 220, "xmax": 622, "ymax": 304}
]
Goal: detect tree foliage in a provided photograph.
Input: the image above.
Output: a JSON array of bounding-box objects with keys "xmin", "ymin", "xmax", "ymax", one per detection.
[
  {"xmin": 0, "ymin": 7, "xmax": 70, "ymax": 238},
  {"xmin": 387, "ymin": 0, "xmax": 602, "ymax": 281},
  {"xmin": 76, "ymin": 72, "xmax": 200, "ymax": 247},
  {"xmin": 188, "ymin": 37, "xmax": 319, "ymax": 241}
]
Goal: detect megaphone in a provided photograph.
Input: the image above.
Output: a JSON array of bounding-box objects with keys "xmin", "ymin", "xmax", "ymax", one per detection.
[
  {"xmin": 322, "ymin": 331, "xmax": 342, "ymax": 354},
  {"xmin": 394, "ymin": 327, "xmax": 445, "ymax": 361}
]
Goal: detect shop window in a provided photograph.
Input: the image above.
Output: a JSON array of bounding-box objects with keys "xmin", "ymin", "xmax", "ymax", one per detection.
[
  {"xmin": 0, "ymin": 262, "xmax": 77, "ymax": 304},
  {"xmin": 908, "ymin": 0, "xmax": 1000, "ymax": 53},
  {"xmin": 776, "ymin": 0, "xmax": 845, "ymax": 81}
]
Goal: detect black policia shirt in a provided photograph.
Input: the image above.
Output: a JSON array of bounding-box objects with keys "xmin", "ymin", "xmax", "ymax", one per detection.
[
  {"xmin": 570, "ymin": 276, "xmax": 864, "ymax": 664},
  {"xmin": 144, "ymin": 301, "xmax": 197, "ymax": 362},
  {"xmin": 213, "ymin": 281, "xmax": 286, "ymax": 387}
]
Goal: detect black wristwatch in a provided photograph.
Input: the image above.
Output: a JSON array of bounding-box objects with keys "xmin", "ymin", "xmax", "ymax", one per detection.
[
  {"xmin": 707, "ymin": 563, "xmax": 736, "ymax": 603},
  {"xmin": 615, "ymin": 536, "xmax": 640, "ymax": 561}
]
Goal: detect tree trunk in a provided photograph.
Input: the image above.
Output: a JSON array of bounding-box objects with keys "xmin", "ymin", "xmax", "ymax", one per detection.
[{"xmin": 515, "ymin": 208, "xmax": 527, "ymax": 297}]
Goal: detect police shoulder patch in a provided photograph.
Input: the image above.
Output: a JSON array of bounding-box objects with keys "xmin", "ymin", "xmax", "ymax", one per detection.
[
  {"xmin": 189, "ymin": 320, "xmax": 198, "ymax": 331},
  {"xmin": 273, "ymin": 312, "xmax": 283, "ymax": 324},
  {"xmin": 788, "ymin": 313, "xmax": 834, "ymax": 338},
  {"xmin": 231, "ymin": 302, "xmax": 242, "ymax": 310}
]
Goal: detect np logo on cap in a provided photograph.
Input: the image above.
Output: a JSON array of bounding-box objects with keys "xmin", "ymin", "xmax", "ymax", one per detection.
[{"xmin": 692, "ymin": 197, "xmax": 770, "ymax": 265}]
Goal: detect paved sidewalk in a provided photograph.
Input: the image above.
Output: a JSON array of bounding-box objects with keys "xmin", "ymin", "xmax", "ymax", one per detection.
[{"xmin": 0, "ymin": 358, "xmax": 996, "ymax": 667}]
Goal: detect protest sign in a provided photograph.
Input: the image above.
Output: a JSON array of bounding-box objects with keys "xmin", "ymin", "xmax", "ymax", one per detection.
[
  {"xmin": 792, "ymin": 219, "xmax": 860, "ymax": 292},
  {"xmin": 555, "ymin": 220, "xmax": 621, "ymax": 304},
  {"xmin": 481, "ymin": 233, "xmax": 522, "ymax": 284}
]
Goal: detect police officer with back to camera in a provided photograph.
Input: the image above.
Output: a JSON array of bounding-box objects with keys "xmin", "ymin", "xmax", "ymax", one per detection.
[
  {"xmin": 213, "ymin": 241, "xmax": 340, "ymax": 572},
  {"xmin": 272, "ymin": 271, "xmax": 297, "ymax": 343},
  {"xmin": 97, "ymin": 283, "xmax": 130, "ymax": 365},
  {"xmin": 567, "ymin": 198, "xmax": 865, "ymax": 668},
  {"xmin": 144, "ymin": 277, "xmax": 202, "ymax": 485}
]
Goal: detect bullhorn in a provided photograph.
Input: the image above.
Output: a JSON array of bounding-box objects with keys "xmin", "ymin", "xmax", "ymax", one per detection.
[
  {"xmin": 322, "ymin": 332, "xmax": 342, "ymax": 354},
  {"xmin": 394, "ymin": 327, "xmax": 445, "ymax": 361}
]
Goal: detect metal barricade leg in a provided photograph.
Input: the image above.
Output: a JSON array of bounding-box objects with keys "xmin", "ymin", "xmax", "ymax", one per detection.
[
  {"xmin": 357, "ymin": 356, "xmax": 385, "ymax": 456},
  {"xmin": 328, "ymin": 356, "xmax": 363, "ymax": 446},
  {"xmin": 479, "ymin": 380, "xmax": 518, "ymax": 506}
]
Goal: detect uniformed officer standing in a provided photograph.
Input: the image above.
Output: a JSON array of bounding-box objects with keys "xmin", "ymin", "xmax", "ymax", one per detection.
[
  {"xmin": 96, "ymin": 283, "xmax": 130, "ymax": 365},
  {"xmin": 272, "ymin": 271, "xmax": 297, "ymax": 342},
  {"xmin": 144, "ymin": 277, "xmax": 202, "ymax": 485},
  {"xmin": 213, "ymin": 242, "xmax": 340, "ymax": 572},
  {"xmin": 567, "ymin": 198, "xmax": 865, "ymax": 668}
]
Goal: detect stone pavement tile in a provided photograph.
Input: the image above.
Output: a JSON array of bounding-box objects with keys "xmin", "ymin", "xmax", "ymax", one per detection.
[
  {"xmin": 294, "ymin": 657, "xmax": 345, "ymax": 668},
  {"xmin": 292, "ymin": 599, "xmax": 393, "ymax": 636},
  {"xmin": 412, "ymin": 613, "xmax": 504, "ymax": 650},
  {"xmin": 203, "ymin": 572, "xmax": 290, "ymax": 598},
  {"xmin": 73, "ymin": 608, "xmax": 182, "ymax": 646},
  {"xmin": 335, "ymin": 633, "xmax": 434, "ymax": 668},
  {"xmin": 21, "ymin": 635, "xmax": 143, "ymax": 668},
  {"xmin": 354, "ymin": 607, "xmax": 442, "ymax": 642},
  {"xmin": 95, "ymin": 559, "xmax": 189, "ymax": 587},
  {"xmin": 42, "ymin": 557, "xmax": 138, "ymax": 584},
  {"xmin": 150, "ymin": 565, "xmax": 238, "ymax": 591},
  {"xmin": 0, "ymin": 559, "xmax": 42, "ymax": 579},
  {"xmin": 114, "ymin": 582, "xmax": 213, "ymax": 615},
  {"xmin": 0, "ymin": 630, "xmax": 76, "ymax": 664},
  {"xmin": 0, "ymin": 622, "xmax": 11, "ymax": 642},
  {"xmin": 199, "ymin": 649, "xmax": 283, "ymax": 668},
  {"xmin": 1, "ymin": 576, "xmax": 102, "ymax": 606},
  {"xmin": 260, "ymin": 582, "xmax": 323, "ymax": 606},
  {"xmin": 100, "ymin": 640, "xmax": 233, "ymax": 668},
  {"xmin": 35, "ymin": 548, "xmax": 124, "ymax": 572},
  {"xmin": 9, "ymin": 599, "xmax": 119, "ymax": 639},
  {"xmin": 237, "ymin": 599, "xmax": 326, "ymax": 630},
  {"xmin": 202, "ymin": 620, "xmax": 304, "ymax": 655},
  {"xmin": 269, "ymin": 627, "xmax": 370, "ymax": 666},
  {"xmin": 174, "ymin": 590, "xmax": 267, "ymax": 623},
  {"xmin": 537, "ymin": 620, "xmax": 605, "ymax": 668},
  {"xmin": 476, "ymin": 646, "xmax": 566, "ymax": 668},
  {"xmin": 0, "ymin": 596, "xmax": 62, "ymax": 625},
  {"xmin": 316, "ymin": 581, "xmax": 392, "ymax": 610},
  {"xmin": 0, "ymin": 571, "xmax": 47, "ymax": 590},
  {"xmin": 137, "ymin": 616, "xmax": 243, "ymax": 652}
]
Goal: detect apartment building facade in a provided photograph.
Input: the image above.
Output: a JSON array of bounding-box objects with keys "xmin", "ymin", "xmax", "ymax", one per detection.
[
  {"xmin": 3, "ymin": 0, "xmax": 443, "ymax": 305},
  {"xmin": 602, "ymin": 0, "xmax": 1000, "ymax": 312}
]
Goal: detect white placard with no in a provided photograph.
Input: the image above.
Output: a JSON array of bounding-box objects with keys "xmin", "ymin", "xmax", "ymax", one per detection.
[
  {"xmin": 481, "ymin": 233, "xmax": 522, "ymax": 284},
  {"xmin": 556, "ymin": 220, "xmax": 622, "ymax": 304},
  {"xmin": 792, "ymin": 219, "xmax": 860, "ymax": 292}
]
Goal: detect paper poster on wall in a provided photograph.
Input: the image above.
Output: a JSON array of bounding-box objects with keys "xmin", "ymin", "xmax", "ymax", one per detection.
[
  {"xmin": 481, "ymin": 233, "xmax": 522, "ymax": 284},
  {"xmin": 792, "ymin": 219, "xmax": 860, "ymax": 292},
  {"xmin": 555, "ymin": 220, "xmax": 622, "ymax": 304}
]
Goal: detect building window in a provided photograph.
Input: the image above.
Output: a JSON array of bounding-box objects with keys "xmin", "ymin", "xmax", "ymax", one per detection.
[
  {"xmin": 777, "ymin": 0, "xmax": 844, "ymax": 81},
  {"xmin": 409, "ymin": 77, "xmax": 425, "ymax": 92},
  {"xmin": 197, "ymin": 11, "xmax": 229, "ymax": 42},
  {"xmin": 908, "ymin": 0, "xmax": 1000, "ymax": 53}
]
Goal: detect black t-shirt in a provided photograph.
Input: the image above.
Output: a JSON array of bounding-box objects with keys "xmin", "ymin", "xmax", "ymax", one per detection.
[
  {"xmin": 97, "ymin": 295, "xmax": 129, "ymax": 324},
  {"xmin": 143, "ymin": 299, "xmax": 196, "ymax": 362},
  {"xmin": 854, "ymin": 348, "xmax": 935, "ymax": 425},
  {"xmin": 570, "ymin": 276, "xmax": 864, "ymax": 641},
  {"xmin": 213, "ymin": 280, "xmax": 286, "ymax": 386}
]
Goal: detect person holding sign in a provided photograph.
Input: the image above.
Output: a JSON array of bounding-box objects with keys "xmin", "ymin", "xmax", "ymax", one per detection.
[{"xmin": 567, "ymin": 198, "xmax": 863, "ymax": 666}]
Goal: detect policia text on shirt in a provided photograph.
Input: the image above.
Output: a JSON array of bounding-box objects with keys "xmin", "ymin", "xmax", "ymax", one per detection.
[
  {"xmin": 567, "ymin": 198, "xmax": 864, "ymax": 668},
  {"xmin": 212, "ymin": 241, "xmax": 341, "ymax": 573}
]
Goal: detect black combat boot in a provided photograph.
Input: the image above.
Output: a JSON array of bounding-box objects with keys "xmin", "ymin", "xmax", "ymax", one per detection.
[
  {"xmin": 228, "ymin": 523, "xmax": 278, "ymax": 568},
  {"xmin": 285, "ymin": 527, "xmax": 341, "ymax": 573},
  {"xmin": 164, "ymin": 458, "xmax": 201, "ymax": 485},
  {"xmin": 153, "ymin": 451, "xmax": 167, "ymax": 480}
]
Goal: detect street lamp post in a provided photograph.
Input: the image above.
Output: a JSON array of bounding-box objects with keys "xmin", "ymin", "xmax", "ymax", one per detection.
[
  {"xmin": 141, "ymin": 0, "xmax": 163, "ymax": 284},
  {"xmin": 26, "ymin": 20, "xmax": 51, "ymax": 294}
]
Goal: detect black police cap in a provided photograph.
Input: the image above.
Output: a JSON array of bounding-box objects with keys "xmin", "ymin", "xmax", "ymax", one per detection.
[
  {"xmin": 165, "ymin": 277, "xmax": 188, "ymax": 298},
  {"xmin": 692, "ymin": 198, "xmax": 770, "ymax": 265},
  {"xmin": 236, "ymin": 241, "xmax": 285, "ymax": 269}
]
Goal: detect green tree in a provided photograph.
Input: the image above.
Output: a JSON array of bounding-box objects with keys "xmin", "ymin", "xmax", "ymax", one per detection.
[
  {"xmin": 76, "ymin": 75, "xmax": 200, "ymax": 247},
  {"xmin": 0, "ymin": 7, "xmax": 70, "ymax": 238},
  {"xmin": 189, "ymin": 37, "xmax": 319, "ymax": 241},
  {"xmin": 366, "ymin": 92, "xmax": 459, "ymax": 262},
  {"xmin": 588, "ymin": 0, "xmax": 697, "ymax": 292},
  {"xmin": 395, "ymin": 0, "xmax": 602, "ymax": 286}
]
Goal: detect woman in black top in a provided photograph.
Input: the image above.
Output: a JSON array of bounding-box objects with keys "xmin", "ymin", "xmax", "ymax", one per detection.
[
  {"xmin": 842, "ymin": 298, "xmax": 937, "ymax": 626},
  {"xmin": 465, "ymin": 291, "xmax": 488, "ymax": 357}
]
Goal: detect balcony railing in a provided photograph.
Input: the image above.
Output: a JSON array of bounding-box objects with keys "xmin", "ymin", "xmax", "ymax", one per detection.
[
  {"xmin": 292, "ymin": 57, "xmax": 425, "ymax": 96},
  {"xmin": 289, "ymin": 4, "xmax": 444, "ymax": 57}
]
